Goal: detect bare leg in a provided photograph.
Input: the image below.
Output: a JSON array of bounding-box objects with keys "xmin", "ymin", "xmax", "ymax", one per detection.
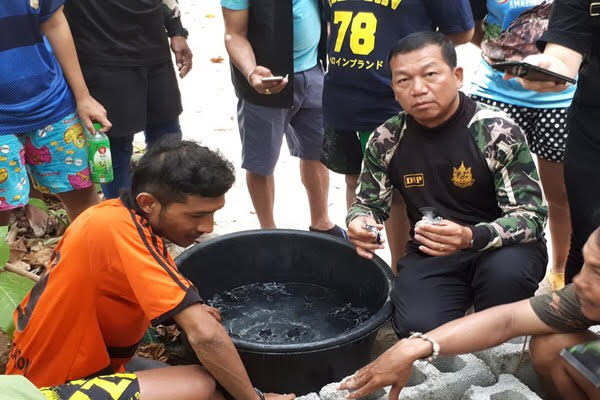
[
  {"xmin": 246, "ymin": 171, "xmax": 276, "ymax": 229},
  {"xmin": 530, "ymin": 331, "xmax": 597, "ymax": 400},
  {"xmin": 300, "ymin": 159, "xmax": 333, "ymax": 231},
  {"xmin": 384, "ymin": 190, "xmax": 410, "ymax": 273},
  {"xmin": 25, "ymin": 187, "xmax": 50, "ymax": 237},
  {"xmin": 345, "ymin": 174, "xmax": 359, "ymax": 210},
  {"xmin": 538, "ymin": 158, "xmax": 571, "ymax": 286},
  {"xmin": 0, "ymin": 210, "xmax": 12, "ymax": 226},
  {"xmin": 137, "ymin": 365, "xmax": 225, "ymax": 400},
  {"xmin": 55, "ymin": 186, "xmax": 100, "ymax": 222}
]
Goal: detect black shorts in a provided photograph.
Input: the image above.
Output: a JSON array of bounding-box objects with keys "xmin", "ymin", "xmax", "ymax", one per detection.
[
  {"xmin": 81, "ymin": 61, "xmax": 182, "ymax": 138},
  {"xmin": 40, "ymin": 373, "xmax": 140, "ymax": 400},
  {"xmin": 321, "ymin": 126, "xmax": 371, "ymax": 175}
]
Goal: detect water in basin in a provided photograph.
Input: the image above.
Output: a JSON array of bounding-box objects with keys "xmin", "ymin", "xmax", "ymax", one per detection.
[{"xmin": 207, "ymin": 282, "xmax": 372, "ymax": 344}]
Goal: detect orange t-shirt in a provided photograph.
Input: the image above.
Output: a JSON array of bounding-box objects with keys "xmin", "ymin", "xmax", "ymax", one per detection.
[{"xmin": 6, "ymin": 199, "xmax": 202, "ymax": 387}]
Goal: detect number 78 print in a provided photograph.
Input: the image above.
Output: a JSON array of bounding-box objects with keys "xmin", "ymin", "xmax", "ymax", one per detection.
[{"xmin": 333, "ymin": 11, "xmax": 378, "ymax": 56}]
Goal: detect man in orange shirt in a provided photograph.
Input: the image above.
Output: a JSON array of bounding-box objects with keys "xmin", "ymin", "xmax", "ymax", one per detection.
[{"xmin": 7, "ymin": 139, "xmax": 294, "ymax": 400}]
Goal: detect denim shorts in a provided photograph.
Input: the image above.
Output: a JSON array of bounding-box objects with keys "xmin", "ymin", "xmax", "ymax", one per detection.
[
  {"xmin": 236, "ymin": 65, "xmax": 324, "ymax": 176},
  {"xmin": 0, "ymin": 113, "xmax": 93, "ymax": 211}
]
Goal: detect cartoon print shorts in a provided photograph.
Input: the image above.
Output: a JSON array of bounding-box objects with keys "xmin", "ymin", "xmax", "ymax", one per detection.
[
  {"xmin": 0, "ymin": 113, "xmax": 93, "ymax": 211},
  {"xmin": 40, "ymin": 373, "xmax": 141, "ymax": 400}
]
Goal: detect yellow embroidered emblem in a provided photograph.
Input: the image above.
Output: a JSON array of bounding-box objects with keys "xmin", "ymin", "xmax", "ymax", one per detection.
[
  {"xmin": 452, "ymin": 161, "xmax": 475, "ymax": 188},
  {"xmin": 404, "ymin": 173, "xmax": 424, "ymax": 188}
]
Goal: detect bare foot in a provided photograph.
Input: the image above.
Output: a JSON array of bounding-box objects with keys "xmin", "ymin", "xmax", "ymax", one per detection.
[{"xmin": 25, "ymin": 204, "xmax": 49, "ymax": 237}]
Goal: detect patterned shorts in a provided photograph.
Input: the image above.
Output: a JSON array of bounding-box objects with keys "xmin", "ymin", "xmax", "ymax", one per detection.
[
  {"xmin": 0, "ymin": 113, "xmax": 93, "ymax": 211},
  {"xmin": 40, "ymin": 373, "xmax": 140, "ymax": 400},
  {"xmin": 471, "ymin": 95, "xmax": 569, "ymax": 162}
]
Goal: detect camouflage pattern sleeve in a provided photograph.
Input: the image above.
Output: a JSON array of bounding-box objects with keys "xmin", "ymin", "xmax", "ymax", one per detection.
[
  {"xmin": 162, "ymin": 0, "xmax": 181, "ymax": 20},
  {"xmin": 162, "ymin": 0, "xmax": 186, "ymax": 36},
  {"xmin": 468, "ymin": 106, "xmax": 548, "ymax": 251},
  {"xmin": 530, "ymin": 284, "xmax": 597, "ymax": 332},
  {"xmin": 346, "ymin": 114, "xmax": 406, "ymax": 226}
]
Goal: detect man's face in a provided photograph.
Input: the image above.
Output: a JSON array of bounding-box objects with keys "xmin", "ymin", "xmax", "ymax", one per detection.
[
  {"xmin": 573, "ymin": 230, "xmax": 600, "ymax": 321},
  {"xmin": 147, "ymin": 194, "xmax": 225, "ymax": 247},
  {"xmin": 389, "ymin": 44, "xmax": 463, "ymax": 128}
]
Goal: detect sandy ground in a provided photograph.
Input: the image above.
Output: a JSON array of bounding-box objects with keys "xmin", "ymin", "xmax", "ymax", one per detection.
[{"xmin": 162, "ymin": 0, "xmax": 553, "ymax": 268}]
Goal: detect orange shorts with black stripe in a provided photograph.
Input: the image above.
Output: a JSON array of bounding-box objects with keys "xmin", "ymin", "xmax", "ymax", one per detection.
[{"xmin": 40, "ymin": 373, "xmax": 140, "ymax": 400}]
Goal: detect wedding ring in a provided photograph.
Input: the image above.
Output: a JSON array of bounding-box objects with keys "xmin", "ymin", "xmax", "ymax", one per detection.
[
  {"xmin": 440, "ymin": 244, "xmax": 445, "ymax": 251},
  {"xmin": 265, "ymin": 88, "xmax": 271, "ymax": 95}
]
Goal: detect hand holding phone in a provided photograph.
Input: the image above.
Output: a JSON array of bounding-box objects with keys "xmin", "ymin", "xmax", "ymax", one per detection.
[
  {"xmin": 492, "ymin": 61, "xmax": 576, "ymax": 85},
  {"xmin": 260, "ymin": 74, "xmax": 289, "ymax": 83}
]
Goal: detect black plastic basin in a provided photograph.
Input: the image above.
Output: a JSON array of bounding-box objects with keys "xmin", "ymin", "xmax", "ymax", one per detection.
[{"xmin": 176, "ymin": 229, "xmax": 394, "ymax": 395}]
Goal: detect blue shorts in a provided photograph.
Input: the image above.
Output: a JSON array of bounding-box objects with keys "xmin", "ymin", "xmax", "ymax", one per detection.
[
  {"xmin": 236, "ymin": 65, "xmax": 324, "ymax": 176},
  {"xmin": 0, "ymin": 113, "xmax": 93, "ymax": 211}
]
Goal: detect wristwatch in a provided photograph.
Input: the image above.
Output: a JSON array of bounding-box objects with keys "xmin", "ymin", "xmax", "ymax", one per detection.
[{"xmin": 254, "ymin": 387, "xmax": 266, "ymax": 400}]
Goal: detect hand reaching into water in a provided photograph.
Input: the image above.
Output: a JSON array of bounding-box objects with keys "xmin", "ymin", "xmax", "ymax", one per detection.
[{"xmin": 201, "ymin": 304, "xmax": 221, "ymax": 323}]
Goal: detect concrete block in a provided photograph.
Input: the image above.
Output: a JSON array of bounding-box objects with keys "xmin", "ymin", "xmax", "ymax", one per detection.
[
  {"xmin": 399, "ymin": 354, "xmax": 495, "ymax": 400},
  {"xmin": 319, "ymin": 354, "xmax": 495, "ymax": 400},
  {"xmin": 461, "ymin": 374, "xmax": 542, "ymax": 400},
  {"xmin": 474, "ymin": 337, "xmax": 542, "ymax": 396},
  {"xmin": 296, "ymin": 393, "xmax": 320, "ymax": 400}
]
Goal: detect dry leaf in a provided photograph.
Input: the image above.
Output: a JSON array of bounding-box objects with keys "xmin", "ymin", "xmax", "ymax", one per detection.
[
  {"xmin": 210, "ymin": 56, "xmax": 224, "ymax": 64},
  {"xmin": 9, "ymin": 238, "xmax": 28, "ymax": 253},
  {"xmin": 29, "ymin": 239, "xmax": 45, "ymax": 252},
  {"xmin": 135, "ymin": 342, "xmax": 168, "ymax": 362},
  {"xmin": 23, "ymin": 247, "xmax": 54, "ymax": 266},
  {"xmin": 6, "ymin": 225, "xmax": 18, "ymax": 245},
  {"xmin": 155, "ymin": 324, "xmax": 181, "ymax": 343}
]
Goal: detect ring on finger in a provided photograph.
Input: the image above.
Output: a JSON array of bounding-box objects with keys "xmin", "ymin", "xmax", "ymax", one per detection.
[
  {"xmin": 265, "ymin": 88, "xmax": 271, "ymax": 95},
  {"xmin": 440, "ymin": 244, "xmax": 445, "ymax": 251}
]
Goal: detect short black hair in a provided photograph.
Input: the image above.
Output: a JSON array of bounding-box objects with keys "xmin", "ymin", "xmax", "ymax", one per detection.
[
  {"xmin": 388, "ymin": 31, "xmax": 457, "ymax": 71},
  {"xmin": 130, "ymin": 138, "xmax": 235, "ymax": 206}
]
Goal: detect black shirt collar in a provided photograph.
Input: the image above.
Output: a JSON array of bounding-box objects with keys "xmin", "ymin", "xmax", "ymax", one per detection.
[{"xmin": 406, "ymin": 92, "xmax": 474, "ymax": 140}]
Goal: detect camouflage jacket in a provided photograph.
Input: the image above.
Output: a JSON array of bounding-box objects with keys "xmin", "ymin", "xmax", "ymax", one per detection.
[
  {"xmin": 346, "ymin": 102, "xmax": 548, "ymax": 251},
  {"xmin": 162, "ymin": 0, "xmax": 186, "ymax": 36}
]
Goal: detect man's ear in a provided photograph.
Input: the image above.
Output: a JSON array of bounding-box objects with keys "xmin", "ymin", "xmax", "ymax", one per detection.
[
  {"xmin": 136, "ymin": 192, "xmax": 160, "ymax": 214},
  {"xmin": 454, "ymin": 66, "xmax": 464, "ymax": 89}
]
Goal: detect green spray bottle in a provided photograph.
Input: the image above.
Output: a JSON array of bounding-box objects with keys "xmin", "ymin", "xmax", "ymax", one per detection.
[{"xmin": 87, "ymin": 122, "xmax": 114, "ymax": 183}]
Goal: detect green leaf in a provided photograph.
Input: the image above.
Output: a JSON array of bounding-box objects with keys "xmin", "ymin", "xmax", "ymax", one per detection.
[
  {"xmin": 0, "ymin": 225, "xmax": 9, "ymax": 267},
  {"xmin": 0, "ymin": 271, "xmax": 35, "ymax": 337},
  {"xmin": 27, "ymin": 197, "xmax": 49, "ymax": 213}
]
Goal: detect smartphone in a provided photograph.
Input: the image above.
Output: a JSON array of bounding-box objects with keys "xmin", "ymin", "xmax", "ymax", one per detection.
[
  {"xmin": 491, "ymin": 61, "xmax": 576, "ymax": 85},
  {"xmin": 560, "ymin": 341, "xmax": 600, "ymax": 388},
  {"xmin": 260, "ymin": 74, "xmax": 288, "ymax": 83}
]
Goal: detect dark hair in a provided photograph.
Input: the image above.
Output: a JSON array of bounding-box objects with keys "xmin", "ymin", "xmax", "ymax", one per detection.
[
  {"xmin": 387, "ymin": 31, "xmax": 457, "ymax": 71},
  {"xmin": 130, "ymin": 138, "xmax": 235, "ymax": 206}
]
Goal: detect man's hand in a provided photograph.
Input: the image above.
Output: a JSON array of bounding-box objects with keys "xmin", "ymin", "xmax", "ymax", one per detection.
[
  {"xmin": 247, "ymin": 66, "xmax": 288, "ymax": 95},
  {"xmin": 338, "ymin": 341, "xmax": 416, "ymax": 400},
  {"xmin": 76, "ymin": 95, "xmax": 111, "ymax": 133},
  {"xmin": 414, "ymin": 219, "xmax": 472, "ymax": 257},
  {"xmin": 265, "ymin": 394, "xmax": 295, "ymax": 400},
  {"xmin": 201, "ymin": 304, "xmax": 222, "ymax": 323},
  {"xmin": 170, "ymin": 36, "xmax": 193, "ymax": 78},
  {"xmin": 347, "ymin": 216, "xmax": 385, "ymax": 260},
  {"xmin": 505, "ymin": 54, "xmax": 571, "ymax": 93}
]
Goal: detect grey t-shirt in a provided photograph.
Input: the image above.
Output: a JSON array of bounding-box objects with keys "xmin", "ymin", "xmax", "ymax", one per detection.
[{"xmin": 530, "ymin": 284, "xmax": 598, "ymax": 332}]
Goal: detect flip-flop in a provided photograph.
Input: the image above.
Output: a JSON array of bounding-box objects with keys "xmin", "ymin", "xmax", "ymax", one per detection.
[{"xmin": 308, "ymin": 224, "xmax": 348, "ymax": 240}]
